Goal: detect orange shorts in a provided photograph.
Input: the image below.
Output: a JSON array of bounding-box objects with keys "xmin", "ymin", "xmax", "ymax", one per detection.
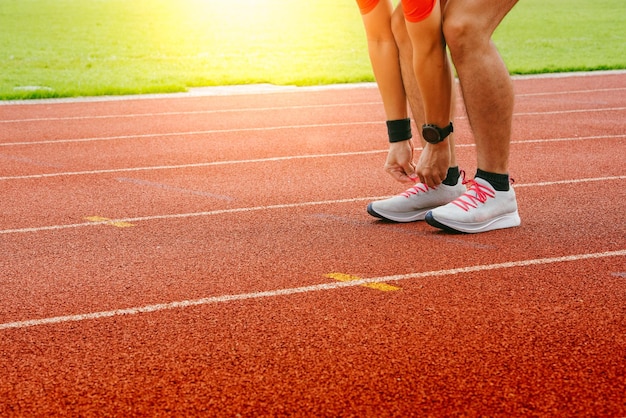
[
  {"xmin": 402, "ymin": 0, "xmax": 437, "ymax": 22},
  {"xmin": 356, "ymin": 0, "xmax": 436, "ymax": 23},
  {"xmin": 356, "ymin": 0, "xmax": 379, "ymax": 15}
]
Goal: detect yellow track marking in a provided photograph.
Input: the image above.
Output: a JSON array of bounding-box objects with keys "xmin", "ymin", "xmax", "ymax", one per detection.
[{"xmin": 324, "ymin": 273, "xmax": 400, "ymax": 292}]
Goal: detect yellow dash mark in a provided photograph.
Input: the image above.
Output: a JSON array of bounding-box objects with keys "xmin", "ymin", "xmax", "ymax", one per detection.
[
  {"xmin": 84, "ymin": 216, "xmax": 134, "ymax": 228},
  {"xmin": 324, "ymin": 273, "xmax": 400, "ymax": 292}
]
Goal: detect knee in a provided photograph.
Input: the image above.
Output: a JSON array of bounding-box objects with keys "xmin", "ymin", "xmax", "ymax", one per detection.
[
  {"xmin": 390, "ymin": 7, "xmax": 410, "ymax": 49},
  {"xmin": 443, "ymin": 15, "xmax": 477, "ymax": 61}
]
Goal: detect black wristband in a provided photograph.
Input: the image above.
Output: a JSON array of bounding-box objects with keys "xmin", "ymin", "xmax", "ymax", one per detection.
[{"xmin": 386, "ymin": 118, "xmax": 412, "ymax": 143}]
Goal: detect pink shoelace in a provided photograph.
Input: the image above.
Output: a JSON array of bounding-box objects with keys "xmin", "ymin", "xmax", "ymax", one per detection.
[
  {"xmin": 400, "ymin": 183, "xmax": 430, "ymax": 198},
  {"xmin": 451, "ymin": 179, "xmax": 495, "ymax": 212},
  {"xmin": 400, "ymin": 170, "xmax": 467, "ymax": 198}
]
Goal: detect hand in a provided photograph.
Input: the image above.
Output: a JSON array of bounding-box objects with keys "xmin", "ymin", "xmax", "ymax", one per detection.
[
  {"xmin": 415, "ymin": 141, "xmax": 450, "ymax": 188},
  {"xmin": 384, "ymin": 140, "xmax": 417, "ymax": 184}
]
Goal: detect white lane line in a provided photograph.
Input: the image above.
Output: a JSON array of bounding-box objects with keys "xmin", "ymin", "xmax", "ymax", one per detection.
[
  {"xmin": 1, "ymin": 249, "xmax": 624, "ymax": 331},
  {"xmin": 517, "ymin": 87, "xmax": 626, "ymax": 97},
  {"xmin": 513, "ymin": 176, "xmax": 626, "ymax": 188},
  {"xmin": 1, "ymin": 86, "xmax": 624, "ymax": 124},
  {"xmin": 1, "ymin": 106, "xmax": 625, "ymax": 147},
  {"xmin": 0, "ymin": 102, "xmax": 383, "ymax": 124},
  {"xmin": 0, "ymin": 134, "xmax": 624, "ymax": 181},
  {"xmin": 0, "ymin": 150, "xmax": 386, "ymax": 180},
  {"xmin": 515, "ymin": 107, "xmax": 626, "ymax": 116},
  {"xmin": 0, "ymin": 196, "xmax": 389, "ymax": 235},
  {"xmin": 0, "ymin": 121, "xmax": 380, "ymax": 147},
  {"xmin": 1, "ymin": 175, "xmax": 624, "ymax": 236},
  {"xmin": 1, "ymin": 70, "xmax": 624, "ymax": 107}
]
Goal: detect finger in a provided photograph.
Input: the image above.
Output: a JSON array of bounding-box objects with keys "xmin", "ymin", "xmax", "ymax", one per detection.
[
  {"xmin": 394, "ymin": 172, "xmax": 414, "ymax": 184},
  {"xmin": 429, "ymin": 175, "xmax": 444, "ymax": 188},
  {"xmin": 387, "ymin": 167, "xmax": 414, "ymax": 184},
  {"xmin": 401, "ymin": 173, "xmax": 416, "ymax": 184},
  {"xmin": 404, "ymin": 162, "xmax": 417, "ymax": 178}
]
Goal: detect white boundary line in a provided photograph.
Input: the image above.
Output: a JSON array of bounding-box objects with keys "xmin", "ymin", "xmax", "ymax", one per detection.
[
  {"xmin": 0, "ymin": 121, "xmax": 382, "ymax": 147},
  {"xmin": 0, "ymin": 149, "xmax": 386, "ymax": 180},
  {"xmin": 516, "ymin": 107, "xmax": 626, "ymax": 116},
  {"xmin": 1, "ymin": 175, "xmax": 624, "ymax": 235},
  {"xmin": 1, "ymin": 70, "xmax": 624, "ymax": 106},
  {"xmin": 2, "ymin": 87, "xmax": 625, "ymax": 124},
  {"xmin": 0, "ymin": 102, "xmax": 383, "ymax": 124},
  {"xmin": 1, "ymin": 249, "xmax": 624, "ymax": 331}
]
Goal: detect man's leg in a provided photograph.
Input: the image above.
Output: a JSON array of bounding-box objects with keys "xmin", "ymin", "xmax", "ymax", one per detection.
[
  {"xmin": 424, "ymin": 0, "xmax": 521, "ymax": 233},
  {"xmin": 443, "ymin": 0, "xmax": 518, "ymax": 176}
]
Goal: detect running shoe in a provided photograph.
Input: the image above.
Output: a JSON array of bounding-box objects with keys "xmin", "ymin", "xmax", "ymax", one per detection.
[
  {"xmin": 425, "ymin": 177, "xmax": 521, "ymax": 233},
  {"xmin": 367, "ymin": 175, "xmax": 466, "ymax": 222}
]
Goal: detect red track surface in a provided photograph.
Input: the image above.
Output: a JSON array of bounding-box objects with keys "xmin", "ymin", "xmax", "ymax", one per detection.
[{"xmin": 1, "ymin": 72, "xmax": 625, "ymax": 416}]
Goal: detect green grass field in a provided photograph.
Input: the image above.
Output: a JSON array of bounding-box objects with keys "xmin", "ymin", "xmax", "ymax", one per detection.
[{"xmin": 1, "ymin": 0, "xmax": 624, "ymax": 100}]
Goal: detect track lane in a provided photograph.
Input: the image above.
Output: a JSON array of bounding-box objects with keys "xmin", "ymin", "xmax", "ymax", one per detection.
[{"xmin": 0, "ymin": 132, "xmax": 623, "ymax": 230}]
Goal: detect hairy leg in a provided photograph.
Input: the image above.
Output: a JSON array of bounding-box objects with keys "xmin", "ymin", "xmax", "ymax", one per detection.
[{"xmin": 443, "ymin": 0, "xmax": 518, "ymax": 174}]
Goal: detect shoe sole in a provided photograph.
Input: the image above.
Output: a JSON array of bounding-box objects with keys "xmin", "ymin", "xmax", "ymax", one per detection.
[
  {"xmin": 367, "ymin": 203, "xmax": 430, "ymax": 223},
  {"xmin": 425, "ymin": 210, "xmax": 521, "ymax": 234}
]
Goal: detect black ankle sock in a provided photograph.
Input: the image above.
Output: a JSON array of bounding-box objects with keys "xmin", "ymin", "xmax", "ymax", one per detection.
[
  {"xmin": 476, "ymin": 169, "xmax": 509, "ymax": 191},
  {"xmin": 442, "ymin": 166, "xmax": 460, "ymax": 186}
]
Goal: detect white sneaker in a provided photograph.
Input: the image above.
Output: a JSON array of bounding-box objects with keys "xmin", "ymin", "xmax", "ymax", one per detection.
[
  {"xmin": 367, "ymin": 175, "xmax": 466, "ymax": 222},
  {"xmin": 425, "ymin": 177, "xmax": 521, "ymax": 233}
]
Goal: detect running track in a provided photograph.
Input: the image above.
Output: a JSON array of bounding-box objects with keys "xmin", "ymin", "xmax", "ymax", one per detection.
[{"xmin": 1, "ymin": 72, "xmax": 625, "ymax": 416}]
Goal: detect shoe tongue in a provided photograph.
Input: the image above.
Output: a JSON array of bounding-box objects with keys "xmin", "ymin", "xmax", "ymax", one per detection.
[{"xmin": 473, "ymin": 177, "xmax": 494, "ymax": 189}]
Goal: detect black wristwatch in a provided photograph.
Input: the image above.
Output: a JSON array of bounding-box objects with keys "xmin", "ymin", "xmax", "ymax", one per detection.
[{"xmin": 421, "ymin": 122, "xmax": 454, "ymax": 144}]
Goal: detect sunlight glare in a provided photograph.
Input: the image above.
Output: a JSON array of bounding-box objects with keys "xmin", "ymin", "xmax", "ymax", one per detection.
[{"xmin": 180, "ymin": 0, "xmax": 293, "ymax": 32}]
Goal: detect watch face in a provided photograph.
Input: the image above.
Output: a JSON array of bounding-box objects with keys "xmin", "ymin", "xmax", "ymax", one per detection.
[{"xmin": 422, "ymin": 126, "xmax": 440, "ymax": 143}]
